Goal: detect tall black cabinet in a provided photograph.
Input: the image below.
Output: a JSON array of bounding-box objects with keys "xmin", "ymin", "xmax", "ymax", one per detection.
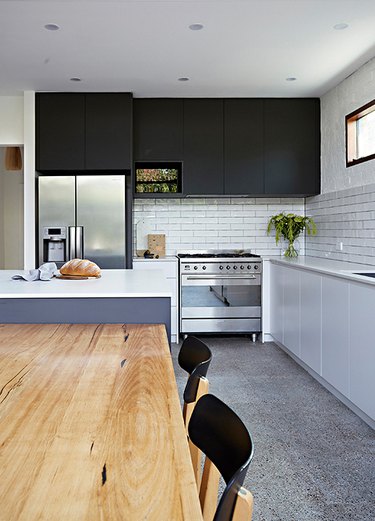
[{"xmin": 36, "ymin": 93, "xmax": 133, "ymax": 171}]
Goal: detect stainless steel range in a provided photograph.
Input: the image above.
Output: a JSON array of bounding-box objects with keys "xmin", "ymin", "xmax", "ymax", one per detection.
[{"xmin": 178, "ymin": 251, "xmax": 262, "ymax": 335}]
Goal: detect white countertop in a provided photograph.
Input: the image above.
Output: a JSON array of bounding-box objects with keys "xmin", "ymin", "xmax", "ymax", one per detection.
[
  {"xmin": 265, "ymin": 255, "xmax": 375, "ymax": 285},
  {"xmin": 0, "ymin": 269, "xmax": 173, "ymax": 299}
]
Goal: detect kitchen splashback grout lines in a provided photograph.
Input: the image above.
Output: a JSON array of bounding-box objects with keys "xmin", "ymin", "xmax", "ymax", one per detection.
[
  {"xmin": 306, "ymin": 182, "xmax": 375, "ymax": 265},
  {"xmin": 133, "ymin": 197, "xmax": 305, "ymax": 256}
]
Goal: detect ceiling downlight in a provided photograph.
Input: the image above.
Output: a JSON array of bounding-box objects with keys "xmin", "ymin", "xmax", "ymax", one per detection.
[
  {"xmin": 189, "ymin": 23, "xmax": 204, "ymax": 31},
  {"xmin": 44, "ymin": 23, "xmax": 60, "ymax": 31}
]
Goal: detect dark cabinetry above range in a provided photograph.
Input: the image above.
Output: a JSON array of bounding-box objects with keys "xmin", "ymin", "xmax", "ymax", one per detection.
[
  {"xmin": 36, "ymin": 93, "xmax": 132, "ymax": 172},
  {"xmin": 133, "ymin": 97, "xmax": 320, "ymax": 197}
]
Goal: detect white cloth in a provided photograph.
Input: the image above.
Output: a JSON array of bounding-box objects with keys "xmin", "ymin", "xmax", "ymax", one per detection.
[{"xmin": 12, "ymin": 263, "xmax": 59, "ymax": 282}]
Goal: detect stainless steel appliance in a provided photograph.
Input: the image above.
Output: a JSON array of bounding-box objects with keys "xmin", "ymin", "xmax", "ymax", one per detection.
[
  {"xmin": 178, "ymin": 251, "xmax": 262, "ymax": 335},
  {"xmin": 38, "ymin": 175, "xmax": 129, "ymax": 268}
]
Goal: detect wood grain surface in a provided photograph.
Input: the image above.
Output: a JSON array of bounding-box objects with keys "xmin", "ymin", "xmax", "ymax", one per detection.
[{"xmin": 0, "ymin": 323, "xmax": 203, "ymax": 521}]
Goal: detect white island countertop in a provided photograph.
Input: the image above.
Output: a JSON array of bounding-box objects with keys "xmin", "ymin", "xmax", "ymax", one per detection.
[
  {"xmin": 0, "ymin": 269, "xmax": 172, "ymax": 299},
  {"xmin": 265, "ymin": 255, "xmax": 375, "ymax": 285}
]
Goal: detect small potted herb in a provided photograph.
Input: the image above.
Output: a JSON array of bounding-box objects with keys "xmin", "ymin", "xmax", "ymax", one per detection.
[{"xmin": 267, "ymin": 212, "xmax": 317, "ymax": 257}]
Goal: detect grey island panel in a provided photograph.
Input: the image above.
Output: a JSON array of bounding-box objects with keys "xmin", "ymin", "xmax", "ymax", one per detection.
[{"xmin": 0, "ymin": 297, "xmax": 171, "ymax": 342}]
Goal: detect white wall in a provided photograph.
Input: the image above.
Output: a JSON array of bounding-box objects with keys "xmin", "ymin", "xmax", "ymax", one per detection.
[
  {"xmin": 0, "ymin": 96, "xmax": 24, "ymax": 145},
  {"xmin": 0, "ymin": 147, "xmax": 24, "ymax": 269},
  {"xmin": 321, "ymin": 56, "xmax": 375, "ymax": 194},
  {"xmin": 306, "ymin": 56, "xmax": 375, "ymax": 264}
]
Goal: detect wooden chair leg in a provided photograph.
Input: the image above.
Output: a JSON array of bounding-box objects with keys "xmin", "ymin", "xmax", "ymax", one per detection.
[
  {"xmin": 199, "ymin": 457, "xmax": 221, "ymax": 521},
  {"xmin": 189, "ymin": 438, "xmax": 202, "ymax": 489},
  {"xmin": 232, "ymin": 487, "xmax": 254, "ymax": 521}
]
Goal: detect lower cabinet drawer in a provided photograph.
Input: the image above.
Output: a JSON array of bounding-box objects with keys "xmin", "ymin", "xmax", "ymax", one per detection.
[{"xmin": 181, "ymin": 318, "xmax": 261, "ymax": 333}]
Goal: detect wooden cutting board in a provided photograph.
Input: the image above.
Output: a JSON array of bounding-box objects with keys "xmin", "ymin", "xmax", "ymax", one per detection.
[{"xmin": 55, "ymin": 274, "xmax": 100, "ymax": 280}]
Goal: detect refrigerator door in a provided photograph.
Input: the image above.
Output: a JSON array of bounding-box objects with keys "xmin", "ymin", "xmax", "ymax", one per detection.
[
  {"xmin": 38, "ymin": 176, "xmax": 75, "ymax": 266},
  {"xmin": 76, "ymin": 175, "xmax": 126, "ymax": 268}
]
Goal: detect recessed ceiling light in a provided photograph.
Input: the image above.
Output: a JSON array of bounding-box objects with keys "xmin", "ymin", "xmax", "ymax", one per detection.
[
  {"xmin": 189, "ymin": 23, "xmax": 204, "ymax": 31},
  {"xmin": 178, "ymin": 77, "xmax": 190, "ymax": 82},
  {"xmin": 286, "ymin": 77, "xmax": 297, "ymax": 82},
  {"xmin": 44, "ymin": 23, "xmax": 60, "ymax": 31},
  {"xmin": 70, "ymin": 77, "xmax": 82, "ymax": 82},
  {"xmin": 333, "ymin": 23, "xmax": 349, "ymax": 30}
]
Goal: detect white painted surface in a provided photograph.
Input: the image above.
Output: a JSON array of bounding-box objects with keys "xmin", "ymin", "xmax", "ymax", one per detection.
[
  {"xmin": 133, "ymin": 257, "xmax": 179, "ymax": 341},
  {"xmin": 269, "ymin": 262, "xmax": 284, "ymax": 345},
  {"xmin": 0, "ymin": 95, "xmax": 23, "ymax": 144},
  {"xmin": 349, "ymin": 282, "xmax": 375, "ymax": 420},
  {"xmin": 320, "ymin": 56, "xmax": 375, "ymax": 194},
  {"xmin": 1, "ymin": 2, "xmax": 375, "ymax": 97},
  {"xmin": 300, "ymin": 270, "xmax": 322, "ymax": 374},
  {"xmin": 268, "ymin": 255, "xmax": 375, "ymax": 285},
  {"xmin": 321, "ymin": 276, "xmax": 350, "ymax": 397},
  {"xmin": 0, "ymin": 269, "xmax": 172, "ymax": 299},
  {"xmin": 23, "ymin": 91, "xmax": 35, "ymax": 269},
  {"xmin": 283, "ymin": 267, "xmax": 300, "ymax": 357},
  {"xmin": 268, "ymin": 259, "xmax": 375, "ymax": 423}
]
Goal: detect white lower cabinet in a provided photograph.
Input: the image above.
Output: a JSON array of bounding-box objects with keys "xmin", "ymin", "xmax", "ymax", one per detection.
[
  {"xmin": 349, "ymin": 283, "xmax": 375, "ymax": 420},
  {"xmin": 132, "ymin": 258, "xmax": 179, "ymax": 342},
  {"xmin": 322, "ymin": 277, "xmax": 349, "ymax": 398},
  {"xmin": 300, "ymin": 271, "xmax": 321, "ymax": 374},
  {"xmin": 269, "ymin": 261, "xmax": 374, "ymax": 424}
]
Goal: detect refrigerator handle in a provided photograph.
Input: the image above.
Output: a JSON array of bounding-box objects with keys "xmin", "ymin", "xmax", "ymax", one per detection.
[
  {"xmin": 68, "ymin": 226, "xmax": 76, "ymax": 260},
  {"xmin": 76, "ymin": 226, "xmax": 84, "ymax": 259}
]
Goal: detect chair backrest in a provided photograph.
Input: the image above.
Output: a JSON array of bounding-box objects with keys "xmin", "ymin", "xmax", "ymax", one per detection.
[
  {"xmin": 179, "ymin": 336, "xmax": 213, "ymax": 486},
  {"xmin": 178, "ymin": 336, "xmax": 212, "ymax": 411},
  {"xmin": 188, "ymin": 394, "xmax": 254, "ymax": 521}
]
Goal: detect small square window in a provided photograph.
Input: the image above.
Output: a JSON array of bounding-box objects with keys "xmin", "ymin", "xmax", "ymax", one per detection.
[{"xmin": 346, "ymin": 99, "xmax": 375, "ymax": 167}]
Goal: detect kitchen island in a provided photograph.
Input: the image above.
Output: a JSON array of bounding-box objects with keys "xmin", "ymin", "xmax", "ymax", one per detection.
[{"xmin": 0, "ymin": 269, "xmax": 172, "ymax": 341}]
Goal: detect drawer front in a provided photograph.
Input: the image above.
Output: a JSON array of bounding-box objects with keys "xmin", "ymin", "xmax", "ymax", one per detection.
[
  {"xmin": 181, "ymin": 318, "xmax": 261, "ymax": 333},
  {"xmin": 133, "ymin": 259, "xmax": 177, "ymax": 278}
]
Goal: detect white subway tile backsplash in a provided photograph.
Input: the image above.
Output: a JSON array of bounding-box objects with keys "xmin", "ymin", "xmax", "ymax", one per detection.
[{"xmin": 133, "ymin": 197, "xmax": 305, "ymax": 255}]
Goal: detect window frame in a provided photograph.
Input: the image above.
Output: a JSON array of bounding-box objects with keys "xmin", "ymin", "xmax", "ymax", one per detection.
[{"xmin": 346, "ymin": 99, "xmax": 375, "ymax": 167}]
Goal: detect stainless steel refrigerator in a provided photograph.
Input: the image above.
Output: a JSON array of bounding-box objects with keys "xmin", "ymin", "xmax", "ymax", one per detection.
[{"xmin": 38, "ymin": 175, "xmax": 131, "ymax": 269}]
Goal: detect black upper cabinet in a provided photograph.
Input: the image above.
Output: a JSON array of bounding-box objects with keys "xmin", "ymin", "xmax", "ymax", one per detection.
[
  {"xmin": 36, "ymin": 93, "xmax": 132, "ymax": 171},
  {"xmin": 36, "ymin": 93, "xmax": 85, "ymax": 171},
  {"xmin": 183, "ymin": 99, "xmax": 224, "ymax": 195},
  {"xmin": 224, "ymin": 99, "xmax": 264, "ymax": 195},
  {"xmin": 264, "ymin": 99, "xmax": 320, "ymax": 196},
  {"xmin": 133, "ymin": 99, "xmax": 183, "ymax": 161},
  {"xmin": 85, "ymin": 93, "xmax": 132, "ymax": 170}
]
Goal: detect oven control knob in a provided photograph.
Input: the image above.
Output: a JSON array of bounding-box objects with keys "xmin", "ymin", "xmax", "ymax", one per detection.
[
  {"xmin": 240, "ymin": 265, "xmax": 244, "ymax": 270},
  {"xmin": 226, "ymin": 265, "xmax": 231, "ymax": 270},
  {"xmin": 254, "ymin": 265, "xmax": 259, "ymax": 270},
  {"xmin": 202, "ymin": 266, "xmax": 207, "ymax": 270},
  {"xmin": 247, "ymin": 265, "xmax": 252, "ymax": 269},
  {"xmin": 194, "ymin": 265, "xmax": 198, "ymax": 270},
  {"xmin": 233, "ymin": 265, "xmax": 237, "ymax": 270},
  {"xmin": 219, "ymin": 265, "xmax": 224, "ymax": 270}
]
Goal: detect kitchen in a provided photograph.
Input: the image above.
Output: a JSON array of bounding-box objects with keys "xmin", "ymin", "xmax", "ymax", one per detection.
[{"xmin": 0, "ymin": 1, "xmax": 375, "ymax": 520}]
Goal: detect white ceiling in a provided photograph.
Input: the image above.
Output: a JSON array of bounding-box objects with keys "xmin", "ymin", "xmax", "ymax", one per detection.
[{"xmin": 1, "ymin": 0, "xmax": 375, "ymax": 98}]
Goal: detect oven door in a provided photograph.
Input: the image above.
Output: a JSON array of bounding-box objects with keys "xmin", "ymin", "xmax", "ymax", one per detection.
[{"xmin": 180, "ymin": 273, "xmax": 261, "ymax": 333}]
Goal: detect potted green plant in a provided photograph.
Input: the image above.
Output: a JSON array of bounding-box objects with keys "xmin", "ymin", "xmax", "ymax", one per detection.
[{"xmin": 267, "ymin": 212, "xmax": 317, "ymax": 257}]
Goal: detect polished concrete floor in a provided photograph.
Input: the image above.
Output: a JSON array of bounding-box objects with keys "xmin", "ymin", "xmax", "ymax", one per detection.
[{"xmin": 171, "ymin": 337, "xmax": 375, "ymax": 521}]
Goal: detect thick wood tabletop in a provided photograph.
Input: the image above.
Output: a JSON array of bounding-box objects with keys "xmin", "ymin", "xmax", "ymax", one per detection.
[{"xmin": 0, "ymin": 323, "xmax": 203, "ymax": 521}]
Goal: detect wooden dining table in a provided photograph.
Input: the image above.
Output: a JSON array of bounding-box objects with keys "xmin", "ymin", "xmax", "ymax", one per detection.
[{"xmin": 0, "ymin": 323, "xmax": 203, "ymax": 521}]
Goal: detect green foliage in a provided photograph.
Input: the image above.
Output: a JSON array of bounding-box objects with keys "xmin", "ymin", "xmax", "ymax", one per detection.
[{"xmin": 267, "ymin": 212, "xmax": 317, "ymax": 257}]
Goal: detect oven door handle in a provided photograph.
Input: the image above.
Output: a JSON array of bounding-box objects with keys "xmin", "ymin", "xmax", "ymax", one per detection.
[{"xmin": 185, "ymin": 275, "xmax": 258, "ymax": 280}]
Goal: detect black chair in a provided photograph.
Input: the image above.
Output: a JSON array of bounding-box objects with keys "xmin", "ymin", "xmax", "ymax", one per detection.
[
  {"xmin": 188, "ymin": 394, "xmax": 254, "ymax": 521},
  {"xmin": 178, "ymin": 336, "xmax": 212, "ymax": 484},
  {"xmin": 178, "ymin": 335, "xmax": 212, "ymax": 429}
]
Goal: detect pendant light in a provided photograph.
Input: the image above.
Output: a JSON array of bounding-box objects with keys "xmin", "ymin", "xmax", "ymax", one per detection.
[{"xmin": 4, "ymin": 147, "xmax": 22, "ymax": 171}]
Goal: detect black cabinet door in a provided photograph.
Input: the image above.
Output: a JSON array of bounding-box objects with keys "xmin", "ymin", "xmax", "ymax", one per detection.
[
  {"xmin": 133, "ymin": 99, "xmax": 183, "ymax": 161},
  {"xmin": 183, "ymin": 99, "xmax": 224, "ymax": 195},
  {"xmin": 85, "ymin": 93, "xmax": 132, "ymax": 170},
  {"xmin": 224, "ymin": 99, "xmax": 264, "ymax": 195},
  {"xmin": 264, "ymin": 99, "xmax": 320, "ymax": 196},
  {"xmin": 36, "ymin": 93, "xmax": 85, "ymax": 171}
]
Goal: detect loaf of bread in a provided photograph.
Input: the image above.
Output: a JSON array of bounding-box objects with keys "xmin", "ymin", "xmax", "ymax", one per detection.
[{"xmin": 60, "ymin": 259, "xmax": 101, "ymax": 278}]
